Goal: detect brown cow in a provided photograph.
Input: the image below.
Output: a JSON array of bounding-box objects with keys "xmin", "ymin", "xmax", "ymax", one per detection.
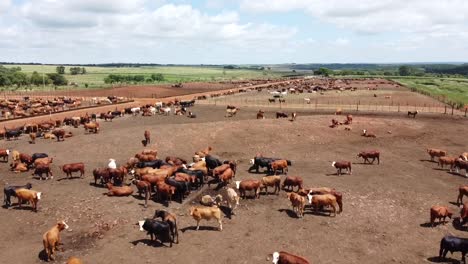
[
  {"xmin": 307, "ymin": 193, "xmax": 340, "ymax": 216},
  {"xmin": 460, "ymin": 202, "xmax": 468, "ymax": 225},
  {"xmin": 287, "ymin": 192, "xmax": 306, "ymax": 218},
  {"xmin": 43, "ymin": 221, "xmax": 69, "ymax": 261},
  {"xmin": 282, "ymin": 176, "xmax": 303, "ymax": 192},
  {"xmin": 84, "ymin": 122, "xmax": 99, "ymax": 133},
  {"xmin": 457, "ymin": 185, "xmax": 468, "ymax": 205},
  {"xmin": 105, "ymin": 183, "xmax": 133, "ymax": 196},
  {"xmin": 257, "ymin": 110, "xmax": 265, "ymax": 119},
  {"xmin": 67, "ymin": 257, "xmax": 83, "ymax": 264},
  {"xmin": 10, "ymin": 161, "xmax": 28, "ymax": 173},
  {"xmin": 272, "ymin": 251, "xmax": 309, "ymax": 264},
  {"xmin": 438, "ymin": 156, "xmax": 457, "ymax": 171},
  {"xmin": 33, "ymin": 164, "xmax": 53, "ymax": 180},
  {"xmin": 427, "ymin": 148, "xmax": 447, "ymax": 162},
  {"xmin": 189, "ymin": 206, "xmax": 223, "ymax": 231},
  {"xmin": 0, "ymin": 149, "xmax": 10, "ymax": 162},
  {"xmin": 156, "ymin": 181, "xmax": 176, "ymax": 202},
  {"xmin": 135, "ymin": 153, "xmax": 157, "ymax": 162},
  {"xmin": 218, "ymin": 168, "xmax": 235, "ymax": 185},
  {"xmin": 51, "ymin": 128, "xmax": 66, "ymax": 141},
  {"xmin": 144, "ymin": 130, "xmax": 150, "ymax": 145},
  {"xmin": 235, "ymin": 180, "xmax": 261, "ymax": 199},
  {"xmin": 430, "ymin": 206, "xmax": 452, "ymax": 227},
  {"xmin": 306, "ymin": 188, "xmax": 343, "ymax": 213},
  {"xmin": 62, "ymin": 163, "xmax": 85, "ymax": 178},
  {"xmin": 357, "ymin": 150, "xmax": 380, "ymax": 164},
  {"xmin": 332, "ymin": 161, "xmax": 352, "ymax": 175},
  {"xmin": 361, "ymin": 129, "xmax": 376, "ymax": 138},
  {"xmin": 132, "ymin": 179, "xmax": 151, "ymax": 207},
  {"xmin": 261, "ymin": 175, "xmax": 281, "ymax": 195},
  {"xmin": 454, "ymin": 158, "xmax": 468, "ymax": 177},
  {"xmin": 15, "ymin": 188, "xmax": 42, "ymax": 212},
  {"xmin": 271, "ymin": 159, "xmax": 288, "ymax": 175},
  {"xmin": 195, "ymin": 146, "xmax": 212, "ymax": 158}
]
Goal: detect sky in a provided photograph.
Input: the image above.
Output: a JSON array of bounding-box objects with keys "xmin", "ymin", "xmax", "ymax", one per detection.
[{"xmin": 0, "ymin": 0, "xmax": 467, "ymax": 64}]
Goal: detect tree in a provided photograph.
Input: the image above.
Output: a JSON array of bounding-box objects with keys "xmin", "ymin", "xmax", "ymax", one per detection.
[
  {"xmin": 56, "ymin": 65, "xmax": 65, "ymax": 74},
  {"xmin": 70, "ymin": 67, "xmax": 82, "ymax": 75},
  {"xmin": 81, "ymin": 67, "xmax": 86, "ymax": 74},
  {"xmin": 47, "ymin": 73, "xmax": 68, "ymax": 86},
  {"xmin": 30, "ymin": 71, "xmax": 43, "ymax": 86},
  {"xmin": 314, "ymin": 67, "xmax": 332, "ymax": 76},
  {"xmin": 150, "ymin": 73, "xmax": 164, "ymax": 82},
  {"xmin": 398, "ymin": 66, "xmax": 411, "ymax": 76}
]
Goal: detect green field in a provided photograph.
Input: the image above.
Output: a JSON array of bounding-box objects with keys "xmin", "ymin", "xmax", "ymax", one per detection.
[
  {"xmin": 3, "ymin": 64, "xmax": 286, "ymax": 90},
  {"xmin": 390, "ymin": 77, "xmax": 468, "ymax": 107}
]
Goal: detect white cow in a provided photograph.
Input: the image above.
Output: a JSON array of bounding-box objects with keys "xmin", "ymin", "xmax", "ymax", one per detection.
[
  {"xmin": 108, "ymin": 159, "xmax": 117, "ymax": 169},
  {"xmin": 161, "ymin": 107, "xmax": 171, "ymax": 116},
  {"xmin": 131, "ymin": 107, "xmax": 140, "ymax": 116},
  {"xmin": 149, "ymin": 107, "xmax": 157, "ymax": 115}
]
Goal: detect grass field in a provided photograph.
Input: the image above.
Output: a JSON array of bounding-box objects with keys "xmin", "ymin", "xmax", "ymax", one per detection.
[
  {"xmin": 3, "ymin": 64, "xmax": 286, "ymax": 90},
  {"xmin": 390, "ymin": 77, "xmax": 468, "ymax": 107}
]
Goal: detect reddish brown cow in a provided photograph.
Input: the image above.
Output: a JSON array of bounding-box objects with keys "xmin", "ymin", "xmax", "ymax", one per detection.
[
  {"xmin": 272, "ymin": 251, "xmax": 310, "ymax": 264},
  {"xmin": 438, "ymin": 156, "xmax": 457, "ymax": 171},
  {"xmin": 33, "ymin": 164, "xmax": 53, "ymax": 180},
  {"xmin": 51, "ymin": 129, "xmax": 66, "ymax": 141},
  {"xmin": 105, "ymin": 183, "xmax": 133, "ymax": 196},
  {"xmin": 218, "ymin": 168, "xmax": 235, "ymax": 185},
  {"xmin": 430, "ymin": 206, "xmax": 453, "ymax": 227},
  {"xmin": 361, "ymin": 129, "xmax": 376, "ymax": 138},
  {"xmin": 212, "ymin": 164, "xmax": 230, "ymax": 178},
  {"xmin": 332, "ymin": 161, "xmax": 352, "ymax": 175},
  {"xmin": 271, "ymin": 159, "xmax": 288, "ymax": 175},
  {"xmin": 235, "ymin": 180, "xmax": 261, "ymax": 199},
  {"xmin": 427, "ymin": 148, "xmax": 447, "ymax": 162},
  {"xmin": 457, "ymin": 185, "xmax": 468, "ymax": 205},
  {"xmin": 144, "ymin": 130, "xmax": 150, "ymax": 145},
  {"xmin": 132, "ymin": 179, "xmax": 151, "ymax": 207},
  {"xmin": 357, "ymin": 150, "xmax": 380, "ymax": 164},
  {"xmin": 282, "ymin": 176, "xmax": 303, "ymax": 192},
  {"xmin": 0, "ymin": 149, "xmax": 10, "ymax": 162},
  {"xmin": 156, "ymin": 181, "xmax": 176, "ymax": 202},
  {"xmin": 62, "ymin": 163, "xmax": 85, "ymax": 178},
  {"xmin": 135, "ymin": 153, "xmax": 157, "ymax": 162}
]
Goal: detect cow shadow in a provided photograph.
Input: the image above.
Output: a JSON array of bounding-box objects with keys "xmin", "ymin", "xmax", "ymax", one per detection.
[
  {"xmin": 278, "ymin": 209, "xmax": 300, "ymax": 219},
  {"xmin": 427, "ymin": 256, "xmax": 459, "ymax": 263},
  {"xmin": 353, "ymin": 162, "xmax": 375, "ymax": 165},
  {"xmin": 180, "ymin": 226, "xmax": 220, "ymax": 233},
  {"xmin": 57, "ymin": 176, "xmax": 82, "ymax": 181},
  {"xmin": 304, "ymin": 207, "xmax": 335, "ymax": 217},
  {"xmin": 131, "ymin": 239, "xmax": 168, "ymax": 248},
  {"xmin": 37, "ymin": 249, "xmax": 49, "ymax": 261},
  {"xmin": 452, "ymin": 218, "xmax": 468, "ymax": 231},
  {"xmin": 219, "ymin": 205, "xmax": 233, "ymax": 219},
  {"xmin": 420, "ymin": 159, "xmax": 437, "ymax": 163},
  {"xmin": 420, "ymin": 222, "xmax": 435, "ymax": 228},
  {"xmin": 447, "ymin": 171, "xmax": 466, "ymax": 179}
]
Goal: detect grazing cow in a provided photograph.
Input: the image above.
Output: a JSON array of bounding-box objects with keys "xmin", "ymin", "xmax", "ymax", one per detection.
[
  {"xmin": 0, "ymin": 149, "xmax": 10, "ymax": 162},
  {"xmin": 461, "ymin": 202, "xmax": 468, "ymax": 225},
  {"xmin": 105, "ymin": 183, "xmax": 133, "ymax": 196},
  {"xmin": 454, "ymin": 159, "xmax": 468, "ymax": 177},
  {"xmin": 439, "ymin": 235, "xmax": 468, "ymax": 264},
  {"xmin": 287, "ymin": 192, "xmax": 306, "ymax": 218},
  {"xmin": 235, "ymin": 180, "xmax": 261, "ymax": 199},
  {"xmin": 132, "ymin": 179, "xmax": 151, "ymax": 207},
  {"xmin": 153, "ymin": 210, "xmax": 179, "ymax": 244},
  {"xmin": 427, "ymin": 148, "xmax": 447, "ymax": 162},
  {"xmin": 5, "ymin": 128, "xmax": 22, "ymax": 140},
  {"xmin": 438, "ymin": 156, "xmax": 457, "ymax": 171},
  {"xmin": 272, "ymin": 251, "xmax": 310, "ymax": 264},
  {"xmin": 257, "ymin": 110, "xmax": 265, "ymax": 119},
  {"xmin": 361, "ymin": 129, "xmax": 376, "ymax": 138},
  {"xmin": 276, "ymin": 112, "xmax": 288, "ymax": 119},
  {"xmin": 15, "ymin": 188, "xmax": 42, "ymax": 212},
  {"xmin": 3, "ymin": 183, "xmax": 32, "ymax": 207},
  {"xmin": 51, "ymin": 129, "xmax": 66, "ymax": 141},
  {"xmin": 43, "ymin": 221, "xmax": 69, "ymax": 261},
  {"xmin": 33, "ymin": 164, "xmax": 53, "ymax": 180},
  {"xmin": 332, "ymin": 161, "xmax": 352, "ymax": 175},
  {"xmin": 261, "ymin": 175, "xmax": 281, "ymax": 194},
  {"xmin": 144, "ymin": 130, "xmax": 150, "ymax": 145},
  {"xmin": 271, "ymin": 159, "xmax": 288, "ymax": 175},
  {"xmin": 138, "ymin": 219, "xmax": 173, "ymax": 247},
  {"xmin": 93, "ymin": 168, "xmax": 112, "ymax": 186},
  {"xmin": 458, "ymin": 186, "xmax": 468, "ymax": 205},
  {"xmin": 408, "ymin": 110, "xmax": 418, "ymax": 118},
  {"xmin": 161, "ymin": 107, "xmax": 171, "ymax": 116},
  {"xmin": 307, "ymin": 193, "xmax": 340, "ymax": 216},
  {"xmin": 66, "ymin": 257, "xmax": 83, "ymax": 264},
  {"xmin": 189, "ymin": 206, "xmax": 223, "ymax": 231},
  {"xmin": 62, "ymin": 163, "xmax": 85, "ymax": 178},
  {"xmin": 357, "ymin": 150, "xmax": 380, "ymax": 164},
  {"xmin": 430, "ymin": 206, "xmax": 453, "ymax": 227},
  {"xmin": 282, "ymin": 176, "xmax": 303, "ymax": 192}
]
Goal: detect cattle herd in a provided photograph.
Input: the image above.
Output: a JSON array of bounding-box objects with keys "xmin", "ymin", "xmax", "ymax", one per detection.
[{"xmin": 0, "ymin": 84, "xmax": 467, "ymax": 263}]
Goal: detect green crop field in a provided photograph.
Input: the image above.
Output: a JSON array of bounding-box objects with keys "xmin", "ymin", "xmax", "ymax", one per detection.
[
  {"xmin": 390, "ymin": 77, "xmax": 468, "ymax": 107},
  {"xmin": 3, "ymin": 64, "xmax": 287, "ymax": 90}
]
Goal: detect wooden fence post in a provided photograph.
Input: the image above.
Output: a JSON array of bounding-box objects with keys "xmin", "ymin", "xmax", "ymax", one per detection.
[
  {"xmin": 451, "ymin": 105, "xmax": 454, "ymax": 115},
  {"xmin": 444, "ymin": 105, "xmax": 447, "ymax": 114},
  {"xmin": 465, "ymin": 108, "xmax": 467, "ymax": 117}
]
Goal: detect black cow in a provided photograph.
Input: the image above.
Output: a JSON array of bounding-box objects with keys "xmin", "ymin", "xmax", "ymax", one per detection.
[
  {"xmin": 153, "ymin": 210, "xmax": 179, "ymax": 244},
  {"xmin": 205, "ymin": 155, "xmax": 223, "ymax": 170},
  {"xmin": 138, "ymin": 219, "xmax": 173, "ymax": 247},
  {"xmin": 180, "ymin": 100, "xmax": 195, "ymax": 107},
  {"xmin": 248, "ymin": 157, "xmax": 292, "ymax": 173},
  {"xmin": 165, "ymin": 177, "xmax": 190, "ymax": 203},
  {"xmin": 177, "ymin": 168, "xmax": 204, "ymax": 188},
  {"xmin": 5, "ymin": 129, "xmax": 22, "ymax": 140},
  {"xmin": 136, "ymin": 160, "xmax": 166, "ymax": 169},
  {"xmin": 32, "ymin": 153, "xmax": 48, "ymax": 163},
  {"xmin": 4, "ymin": 183, "xmax": 32, "ymax": 207},
  {"xmin": 439, "ymin": 235, "xmax": 468, "ymax": 263}
]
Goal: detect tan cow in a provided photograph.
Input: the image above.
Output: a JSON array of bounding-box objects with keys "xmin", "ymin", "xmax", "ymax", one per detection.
[{"xmin": 189, "ymin": 206, "xmax": 223, "ymax": 231}]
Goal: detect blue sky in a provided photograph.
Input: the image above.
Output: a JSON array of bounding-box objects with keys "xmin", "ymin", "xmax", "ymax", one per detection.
[{"xmin": 0, "ymin": 0, "xmax": 467, "ymax": 64}]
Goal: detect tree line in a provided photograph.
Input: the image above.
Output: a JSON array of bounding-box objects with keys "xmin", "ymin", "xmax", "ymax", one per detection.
[
  {"xmin": 0, "ymin": 66, "xmax": 68, "ymax": 87},
  {"xmin": 56, "ymin": 66, "xmax": 86, "ymax": 75},
  {"xmin": 104, "ymin": 73, "xmax": 164, "ymax": 84}
]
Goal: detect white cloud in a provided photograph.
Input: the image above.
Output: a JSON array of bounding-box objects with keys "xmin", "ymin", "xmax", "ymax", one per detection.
[
  {"xmin": 0, "ymin": 0, "xmax": 11, "ymax": 14},
  {"xmin": 333, "ymin": 38, "xmax": 349, "ymax": 46}
]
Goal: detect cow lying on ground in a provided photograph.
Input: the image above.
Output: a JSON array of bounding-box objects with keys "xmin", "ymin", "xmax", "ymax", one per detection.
[
  {"xmin": 138, "ymin": 219, "xmax": 173, "ymax": 247},
  {"xmin": 43, "ymin": 221, "xmax": 69, "ymax": 261},
  {"xmin": 3, "ymin": 183, "xmax": 32, "ymax": 207},
  {"xmin": 66, "ymin": 257, "xmax": 83, "ymax": 264},
  {"xmin": 10, "ymin": 162, "xmax": 28, "ymax": 173},
  {"xmin": 105, "ymin": 183, "xmax": 133, "ymax": 196},
  {"xmin": 332, "ymin": 161, "xmax": 352, "ymax": 175},
  {"xmin": 430, "ymin": 205, "xmax": 453, "ymax": 227},
  {"xmin": 276, "ymin": 112, "xmax": 288, "ymax": 118},
  {"xmin": 361, "ymin": 129, "xmax": 376, "ymax": 138},
  {"xmin": 439, "ymin": 235, "xmax": 468, "ymax": 264},
  {"xmin": 189, "ymin": 206, "xmax": 223, "ymax": 231},
  {"xmin": 287, "ymin": 192, "xmax": 306, "ymax": 218},
  {"xmin": 153, "ymin": 209, "xmax": 179, "ymax": 244},
  {"xmin": 357, "ymin": 150, "xmax": 380, "ymax": 164},
  {"xmin": 427, "ymin": 148, "xmax": 447, "ymax": 162},
  {"xmin": 272, "ymin": 251, "xmax": 310, "ymax": 264}
]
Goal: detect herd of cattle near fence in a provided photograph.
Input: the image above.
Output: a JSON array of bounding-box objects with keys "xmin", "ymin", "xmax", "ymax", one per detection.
[{"xmin": 1, "ymin": 79, "xmax": 468, "ymax": 264}]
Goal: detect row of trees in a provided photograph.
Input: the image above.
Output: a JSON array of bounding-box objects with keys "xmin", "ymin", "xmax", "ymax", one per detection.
[
  {"xmin": 0, "ymin": 66, "xmax": 68, "ymax": 87},
  {"xmin": 104, "ymin": 73, "xmax": 164, "ymax": 84},
  {"xmin": 313, "ymin": 66, "xmax": 428, "ymax": 77},
  {"xmin": 56, "ymin": 65, "xmax": 86, "ymax": 75}
]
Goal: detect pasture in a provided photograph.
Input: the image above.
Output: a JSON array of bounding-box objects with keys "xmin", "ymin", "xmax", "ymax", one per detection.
[{"xmin": 0, "ymin": 102, "xmax": 467, "ymax": 263}]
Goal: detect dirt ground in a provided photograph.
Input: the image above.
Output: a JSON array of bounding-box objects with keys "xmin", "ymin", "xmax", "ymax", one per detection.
[{"xmin": 1, "ymin": 103, "xmax": 467, "ymax": 264}]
